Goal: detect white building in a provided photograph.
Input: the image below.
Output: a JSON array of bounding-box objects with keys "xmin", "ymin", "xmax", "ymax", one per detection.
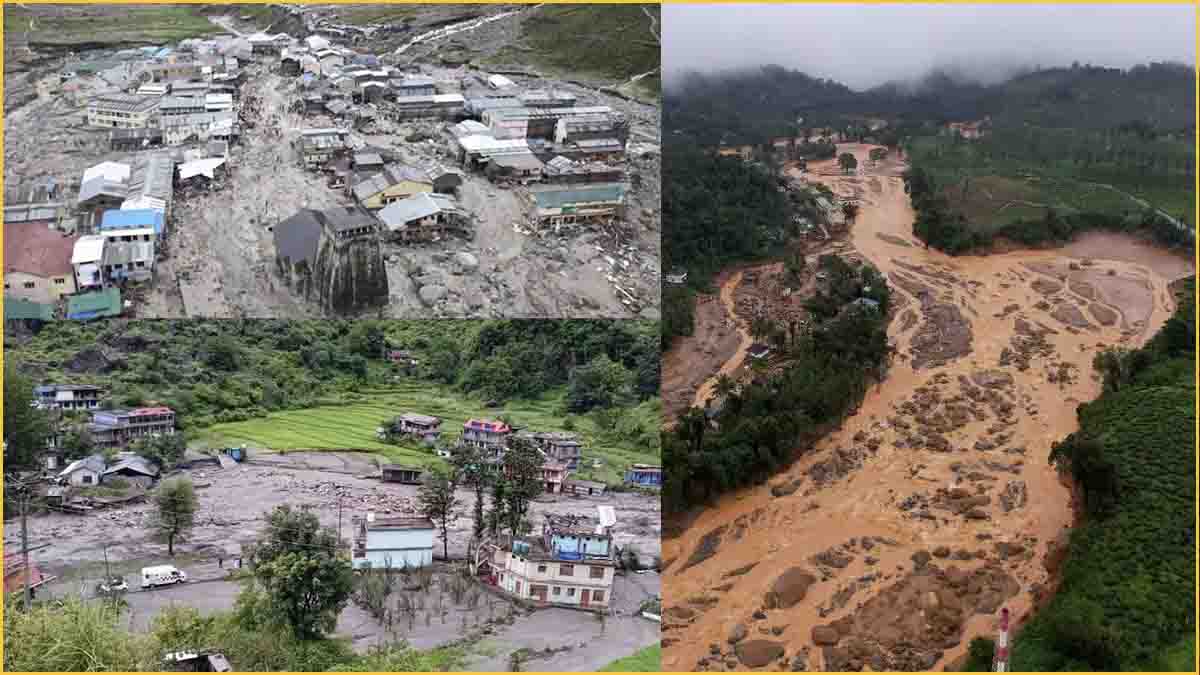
[
  {"xmin": 72, "ymin": 235, "xmax": 107, "ymax": 291},
  {"xmin": 58, "ymin": 455, "xmax": 106, "ymax": 486},
  {"xmin": 492, "ymin": 511, "xmax": 618, "ymax": 610},
  {"xmin": 351, "ymin": 516, "xmax": 435, "ymax": 570},
  {"xmin": 87, "ymin": 94, "xmax": 160, "ymax": 129}
]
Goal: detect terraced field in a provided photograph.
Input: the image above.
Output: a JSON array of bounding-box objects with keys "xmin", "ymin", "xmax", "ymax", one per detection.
[{"xmin": 199, "ymin": 380, "xmax": 660, "ymax": 485}]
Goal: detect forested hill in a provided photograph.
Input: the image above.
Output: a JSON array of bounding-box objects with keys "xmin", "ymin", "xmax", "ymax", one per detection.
[
  {"xmin": 665, "ymin": 61, "xmax": 1195, "ymax": 144},
  {"xmin": 3, "ymin": 320, "xmax": 660, "ymax": 431}
]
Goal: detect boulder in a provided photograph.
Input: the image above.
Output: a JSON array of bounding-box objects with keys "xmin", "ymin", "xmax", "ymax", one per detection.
[
  {"xmin": 736, "ymin": 640, "xmax": 785, "ymax": 668},
  {"xmin": 812, "ymin": 625, "xmax": 841, "ymax": 646},
  {"xmin": 764, "ymin": 567, "xmax": 817, "ymax": 609}
]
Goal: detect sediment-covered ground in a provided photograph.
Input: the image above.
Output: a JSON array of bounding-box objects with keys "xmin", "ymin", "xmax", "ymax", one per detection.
[{"xmin": 661, "ymin": 144, "xmax": 1192, "ymax": 671}]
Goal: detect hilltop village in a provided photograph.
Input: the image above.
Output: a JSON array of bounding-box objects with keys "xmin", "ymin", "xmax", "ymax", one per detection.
[{"xmin": 4, "ymin": 7, "xmax": 661, "ymax": 321}]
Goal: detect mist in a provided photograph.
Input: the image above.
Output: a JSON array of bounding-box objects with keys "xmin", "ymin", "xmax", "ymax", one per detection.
[{"xmin": 664, "ymin": 4, "xmax": 1196, "ymax": 91}]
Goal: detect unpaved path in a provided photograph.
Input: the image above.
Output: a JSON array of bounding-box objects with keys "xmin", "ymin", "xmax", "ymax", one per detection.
[
  {"xmin": 691, "ymin": 270, "xmax": 752, "ymax": 409},
  {"xmin": 662, "ymin": 143, "xmax": 1192, "ymax": 672}
]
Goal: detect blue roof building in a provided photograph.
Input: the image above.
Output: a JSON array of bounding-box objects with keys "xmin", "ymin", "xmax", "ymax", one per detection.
[{"xmin": 99, "ymin": 209, "xmax": 164, "ymax": 236}]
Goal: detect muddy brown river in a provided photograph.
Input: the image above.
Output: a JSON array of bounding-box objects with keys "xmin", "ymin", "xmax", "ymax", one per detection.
[{"xmin": 662, "ymin": 144, "xmax": 1192, "ymax": 671}]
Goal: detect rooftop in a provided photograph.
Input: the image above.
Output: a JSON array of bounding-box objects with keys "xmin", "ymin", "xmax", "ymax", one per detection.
[
  {"xmin": 90, "ymin": 93, "xmax": 159, "ymax": 114},
  {"xmin": 378, "ymin": 193, "xmax": 461, "ymax": 230},
  {"xmin": 66, "ymin": 288, "xmax": 121, "ymax": 320},
  {"xmin": 5, "ymin": 222, "xmax": 78, "ymax": 278},
  {"xmin": 529, "ymin": 183, "xmax": 624, "ymax": 210}
]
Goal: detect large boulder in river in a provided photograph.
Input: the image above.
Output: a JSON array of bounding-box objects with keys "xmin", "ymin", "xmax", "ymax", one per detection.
[
  {"xmin": 764, "ymin": 567, "xmax": 817, "ymax": 609},
  {"xmin": 736, "ymin": 640, "xmax": 785, "ymax": 668}
]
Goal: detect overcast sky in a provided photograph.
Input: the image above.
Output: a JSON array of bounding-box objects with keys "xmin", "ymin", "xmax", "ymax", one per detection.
[{"xmin": 664, "ymin": 4, "xmax": 1197, "ymax": 90}]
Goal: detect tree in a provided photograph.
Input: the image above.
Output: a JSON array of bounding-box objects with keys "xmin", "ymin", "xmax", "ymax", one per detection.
[
  {"xmin": 500, "ymin": 439, "xmax": 545, "ymax": 538},
  {"xmin": 132, "ymin": 433, "xmax": 187, "ymax": 470},
  {"xmin": 452, "ymin": 446, "xmax": 491, "ymax": 541},
  {"xmin": 245, "ymin": 505, "xmax": 354, "ymax": 640},
  {"xmin": 347, "ymin": 322, "xmax": 387, "ymax": 360},
  {"xmin": 565, "ymin": 355, "xmax": 633, "ymax": 413},
  {"xmin": 4, "ymin": 365, "xmax": 51, "ymax": 474},
  {"xmin": 60, "ymin": 427, "xmax": 97, "ymax": 461},
  {"xmin": 418, "ymin": 466, "xmax": 459, "ymax": 561},
  {"xmin": 153, "ymin": 478, "xmax": 197, "ymax": 556},
  {"xmin": 487, "ymin": 479, "xmax": 507, "ymax": 538},
  {"xmin": 837, "ymin": 152, "xmax": 858, "ymax": 174}
]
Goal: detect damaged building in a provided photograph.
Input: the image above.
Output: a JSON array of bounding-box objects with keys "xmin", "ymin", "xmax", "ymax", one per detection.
[{"xmin": 272, "ymin": 207, "xmax": 389, "ymax": 314}]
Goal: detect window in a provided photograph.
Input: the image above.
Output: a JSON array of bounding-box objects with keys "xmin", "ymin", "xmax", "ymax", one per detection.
[
  {"xmin": 552, "ymin": 587, "xmax": 561, "ymax": 596},
  {"xmin": 590, "ymin": 566, "xmax": 605, "ymax": 579},
  {"xmin": 537, "ymin": 564, "xmax": 547, "ymax": 573},
  {"xmin": 592, "ymin": 590, "xmax": 604, "ymax": 603},
  {"xmin": 567, "ymin": 588, "xmax": 575, "ymax": 597},
  {"xmin": 81, "ymin": 475, "xmax": 94, "ymax": 485},
  {"xmin": 559, "ymin": 564, "xmax": 574, "ymax": 577},
  {"xmin": 53, "ymin": 278, "xmax": 65, "ymax": 285},
  {"xmin": 23, "ymin": 281, "xmax": 35, "ymax": 289}
]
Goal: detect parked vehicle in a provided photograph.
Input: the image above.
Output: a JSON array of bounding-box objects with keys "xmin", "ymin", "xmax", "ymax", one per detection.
[
  {"xmin": 97, "ymin": 576, "xmax": 128, "ymax": 594},
  {"xmin": 141, "ymin": 565, "xmax": 187, "ymax": 589}
]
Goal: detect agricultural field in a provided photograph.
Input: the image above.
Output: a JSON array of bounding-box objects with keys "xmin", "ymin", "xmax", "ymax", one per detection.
[
  {"xmin": 199, "ymin": 380, "xmax": 661, "ymax": 485},
  {"xmin": 4, "ymin": 5, "xmax": 221, "ymax": 48}
]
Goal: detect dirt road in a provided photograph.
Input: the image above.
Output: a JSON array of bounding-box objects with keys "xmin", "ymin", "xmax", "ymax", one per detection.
[
  {"xmin": 662, "ymin": 144, "xmax": 1192, "ymax": 671},
  {"xmin": 691, "ymin": 271, "xmax": 752, "ymax": 409}
]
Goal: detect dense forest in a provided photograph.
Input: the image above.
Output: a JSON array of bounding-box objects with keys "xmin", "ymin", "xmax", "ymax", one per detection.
[
  {"xmin": 3, "ymin": 320, "xmax": 660, "ymax": 432},
  {"xmin": 662, "ymin": 256, "xmax": 892, "ymax": 513},
  {"xmin": 965, "ymin": 279, "xmax": 1196, "ymax": 671},
  {"xmin": 666, "ymin": 62, "xmax": 1194, "ymax": 145},
  {"xmin": 661, "ymin": 144, "xmax": 794, "ymax": 347}
]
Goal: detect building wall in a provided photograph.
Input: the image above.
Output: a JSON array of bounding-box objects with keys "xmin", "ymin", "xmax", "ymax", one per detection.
[
  {"xmin": 5, "ymin": 271, "xmax": 75, "ymax": 304},
  {"xmin": 354, "ymin": 528, "xmax": 435, "ymax": 570},
  {"xmin": 67, "ymin": 468, "xmax": 101, "ymax": 486},
  {"xmin": 497, "ymin": 552, "xmax": 614, "ymax": 608},
  {"xmin": 87, "ymin": 107, "xmax": 155, "ymax": 129}
]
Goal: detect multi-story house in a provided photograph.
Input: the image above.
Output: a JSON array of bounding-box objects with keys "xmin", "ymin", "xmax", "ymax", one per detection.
[
  {"xmin": 33, "ymin": 384, "xmax": 105, "ymax": 411},
  {"xmin": 460, "ymin": 419, "xmax": 512, "ymax": 454},
  {"xmin": 492, "ymin": 513, "xmax": 617, "ymax": 610},
  {"xmin": 351, "ymin": 516, "xmax": 435, "ymax": 570},
  {"xmin": 86, "ymin": 94, "xmax": 160, "ymax": 129},
  {"xmin": 87, "ymin": 407, "xmax": 175, "ymax": 446}
]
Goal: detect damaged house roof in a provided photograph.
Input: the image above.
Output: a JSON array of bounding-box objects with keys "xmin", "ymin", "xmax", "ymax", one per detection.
[
  {"xmin": 378, "ymin": 193, "xmax": 462, "ymax": 231},
  {"xmin": 273, "ymin": 209, "xmax": 324, "ymax": 269},
  {"xmin": 352, "ymin": 164, "xmax": 432, "ymax": 202}
]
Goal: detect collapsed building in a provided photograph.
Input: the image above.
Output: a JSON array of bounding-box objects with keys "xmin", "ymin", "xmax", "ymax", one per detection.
[{"xmin": 272, "ymin": 207, "xmax": 389, "ymax": 314}]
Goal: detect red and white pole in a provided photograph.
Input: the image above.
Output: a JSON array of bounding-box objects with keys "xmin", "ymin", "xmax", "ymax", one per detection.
[{"xmin": 994, "ymin": 607, "xmax": 1010, "ymax": 672}]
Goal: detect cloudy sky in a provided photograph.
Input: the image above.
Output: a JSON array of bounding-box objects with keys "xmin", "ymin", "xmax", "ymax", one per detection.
[{"xmin": 664, "ymin": 4, "xmax": 1197, "ymax": 90}]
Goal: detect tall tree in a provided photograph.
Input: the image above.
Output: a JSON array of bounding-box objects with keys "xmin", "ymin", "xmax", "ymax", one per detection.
[
  {"xmin": 153, "ymin": 478, "xmax": 197, "ymax": 556},
  {"xmin": 452, "ymin": 445, "xmax": 491, "ymax": 541},
  {"xmin": 500, "ymin": 439, "xmax": 546, "ymax": 538},
  {"xmin": 837, "ymin": 152, "xmax": 858, "ymax": 174},
  {"xmin": 245, "ymin": 505, "xmax": 353, "ymax": 640},
  {"xmin": 418, "ymin": 466, "xmax": 459, "ymax": 561},
  {"xmin": 3, "ymin": 365, "xmax": 51, "ymax": 474}
]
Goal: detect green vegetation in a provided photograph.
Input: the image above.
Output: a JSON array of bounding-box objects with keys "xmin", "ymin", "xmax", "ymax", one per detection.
[
  {"xmin": 3, "ymin": 364, "xmax": 50, "ymax": 474},
  {"xmin": 490, "ymin": 4, "xmax": 660, "ymax": 93},
  {"xmin": 6, "ymin": 320, "xmax": 660, "ymax": 486},
  {"xmin": 5, "ymin": 5, "xmax": 221, "ymax": 46},
  {"xmin": 903, "ymin": 164, "xmax": 1192, "ymax": 255},
  {"xmin": 661, "ymin": 144, "xmax": 793, "ymax": 346},
  {"xmin": 152, "ymin": 478, "xmax": 197, "ymax": 557},
  {"xmin": 332, "ymin": 5, "xmax": 418, "ymax": 26},
  {"xmin": 1009, "ymin": 279, "xmax": 1195, "ymax": 670},
  {"xmin": 664, "ymin": 256, "xmax": 891, "ymax": 513},
  {"xmin": 599, "ymin": 644, "xmax": 662, "ymax": 671}
]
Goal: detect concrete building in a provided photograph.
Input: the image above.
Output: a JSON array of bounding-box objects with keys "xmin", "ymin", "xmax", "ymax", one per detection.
[
  {"xmin": 378, "ymin": 192, "xmax": 467, "ymax": 243},
  {"xmin": 492, "ymin": 513, "xmax": 617, "ymax": 609},
  {"xmin": 528, "ymin": 183, "xmax": 625, "ymax": 228},
  {"xmin": 380, "ymin": 464, "xmax": 425, "ymax": 484},
  {"xmin": 351, "ymin": 164, "xmax": 433, "ymax": 210},
  {"xmin": 87, "ymin": 407, "xmax": 176, "ymax": 447},
  {"xmin": 34, "ymin": 384, "xmax": 105, "ymax": 411},
  {"xmin": 461, "ymin": 419, "xmax": 512, "ymax": 453},
  {"xmin": 87, "ymin": 94, "xmax": 159, "ymax": 129},
  {"xmin": 352, "ymin": 516, "xmax": 435, "ymax": 570},
  {"xmin": 4, "ymin": 222, "xmax": 79, "ymax": 304}
]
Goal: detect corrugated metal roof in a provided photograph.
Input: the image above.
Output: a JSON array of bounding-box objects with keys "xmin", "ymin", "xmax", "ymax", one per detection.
[
  {"xmin": 378, "ymin": 193, "xmax": 460, "ymax": 230},
  {"xmin": 72, "ymin": 236, "xmax": 107, "ymax": 264},
  {"xmin": 530, "ymin": 184, "xmax": 624, "ymax": 209},
  {"xmin": 66, "ymin": 288, "xmax": 122, "ymax": 320},
  {"xmin": 100, "ymin": 209, "xmax": 163, "ymax": 234}
]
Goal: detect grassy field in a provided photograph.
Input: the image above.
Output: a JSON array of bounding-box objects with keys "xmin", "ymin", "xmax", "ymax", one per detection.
[
  {"xmin": 908, "ymin": 136, "xmax": 1161, "ymax": 233},
  {"xmin": 5, "ymin": 5, "xmax": 222, "ymax": 46},
  {"xmin": 599, "ymin": 644, "xmax": 661, "ymax": 672},
  {"xmin": 198, "ymin": 380, "xmax": 660, "ymax": 486},
  {"xmin": 483, "ymin": 4, "xmax": 660, "ymax": 94}
]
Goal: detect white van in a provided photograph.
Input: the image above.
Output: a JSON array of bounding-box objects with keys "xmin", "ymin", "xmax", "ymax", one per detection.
[{"xmin": 141, "ymin": 565, "xmax": 187, "ymax": 589}]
